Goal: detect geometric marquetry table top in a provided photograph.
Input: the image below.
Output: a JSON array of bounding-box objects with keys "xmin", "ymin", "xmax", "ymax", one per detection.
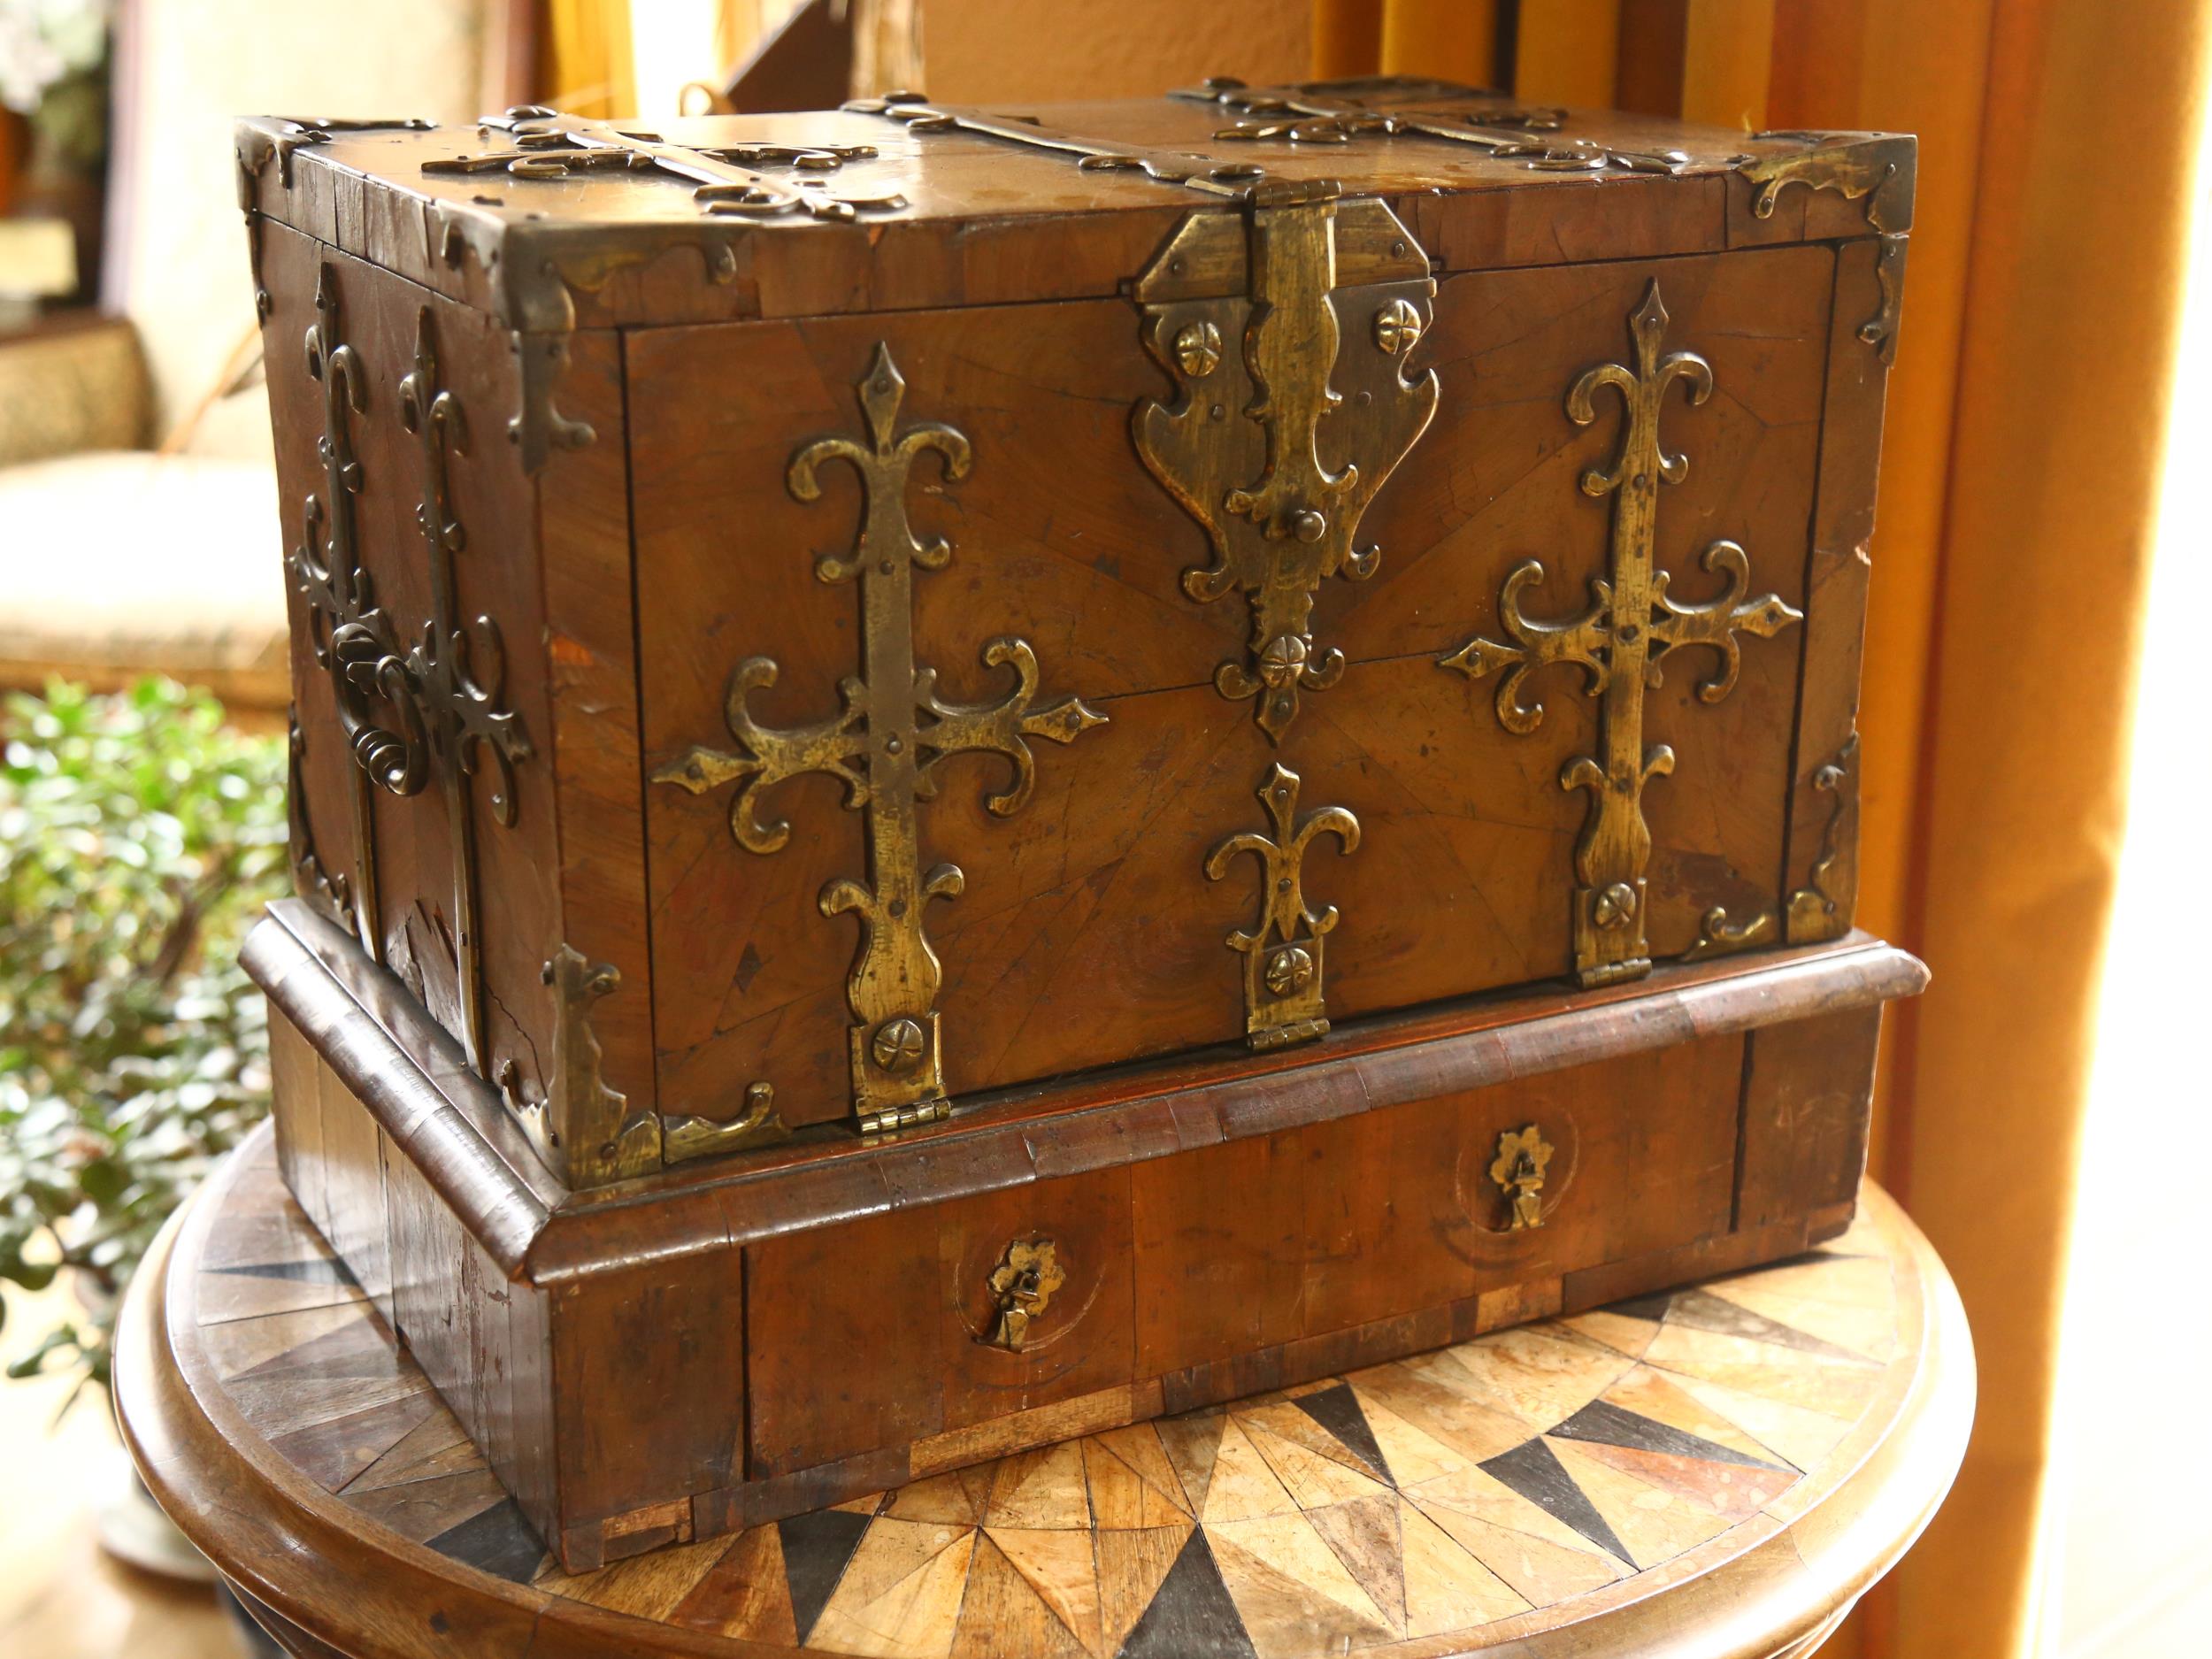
[{"xmin": 116, "ymin": 1126, "xmax": 1971, "ymax": 1659}]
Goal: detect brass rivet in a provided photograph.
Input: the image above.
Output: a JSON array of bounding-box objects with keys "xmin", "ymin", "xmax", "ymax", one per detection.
[
  {"xmin": 872, "ymin": 1017, "xmax": 926, "ymax": 1072},
  {"xmin": 1173, "ymin": 320, "xmax": 1223, "ymax": 378}
]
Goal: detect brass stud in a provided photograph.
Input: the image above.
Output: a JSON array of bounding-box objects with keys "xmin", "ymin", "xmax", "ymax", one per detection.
[
  {"xmin": 1173, "ymin": 320, "xmax": 1224, "ymax": 378},
  {"xmin": 1373, "ymin": 296, "xmax": 1424, "ymax": 356},
  {"xmin": 872, "ymin": 1017, "xmax": 927, "ymax": 1073},
  {"xmin": 1264, "ymin": 944, "xmax": 1315, "ymax": 995}
]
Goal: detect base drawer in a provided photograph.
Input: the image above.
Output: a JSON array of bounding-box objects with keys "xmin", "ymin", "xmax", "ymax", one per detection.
[
  {"xmin": 1131, "ymin": 1034, "xmax": 1745, "ymax": 1381},
  {"xmin": 745, "ymin": 1167, "xmax": 1137, "ymax": 1477}
]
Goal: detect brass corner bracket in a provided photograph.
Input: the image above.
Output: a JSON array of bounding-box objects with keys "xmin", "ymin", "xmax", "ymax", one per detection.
[
  {"xmin": 1133, "ymin": 194, "xmax": 1439, "ymax": 742},
  {"xmin": 539, "ymin": 947, "xmax": 791, "ymax": 1187},
  {"xmin": 1735, "ymin": 131, "xmax": 1916, "ymax": 234},
  {"xmin": 1206, "ymin": 762, "xmax": 1360, "ymax": 1049}
]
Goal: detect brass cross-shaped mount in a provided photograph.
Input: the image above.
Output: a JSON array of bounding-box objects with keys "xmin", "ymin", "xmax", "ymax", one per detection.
[
  {"xmin": 421, "ymin": 106, "xmax": 906, "ymax": 221},
  {"xmin": 654, "ymin": 345, "xmax": 1107, "ymax": 1134},
  {"xmin": 1440, "ymin": 280, "xmax": 1800, "ymax": 987},
  {"xmin": 1206, "ymin": 763, "xmax": 1361, "ymax": 1049}
]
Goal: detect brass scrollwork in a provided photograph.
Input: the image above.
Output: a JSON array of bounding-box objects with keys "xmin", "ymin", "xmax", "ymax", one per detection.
[
  {"xmin": 1860, "ymin": 234, "xmax": 1908, "ymax": 364},
  {"xmin": 983, "ymin": 1240, "xmax": 1066, "ymax": 1352},
  {"xmin": 422, "ymin": 106, "xmax": 906, "ymax": 223},
  {"xmin": 1489, "ymin": 1125, "xmax": 1553, "ymax": 1231},
  {"xmin": 1440, "ymin": 280, "xmax": 1801, "ymax": 987},
  {"xmin": 1206, "ymin": 763, "xmax": 1360, "ymax": 1049},
  {"xmin": 1735, "ymin": 131, "xmax": 1916, "ymax": 234},
  {"xmin": 654, "ymin": 344, "xmax": 1106, "ymax": 1133},
  {"xmin": 1681, "ymin": 906, "xmax": 1775, "ymax": 963},
  {"xmin": 285, "ymin": 715, "xmax": 350, "ymax": 930},
  {"xmin": 1135, "ymin": 196, "xmax": 1438, "ymax": 741},
  {"xmin": 1787, "ymin": 733, "xmax": 1860, "ymax": 943},
  {"xmin": 288, "ymin": 280, "xmax": 534, "ymax": 1081},
  {"xmin": 1174, "ymin": 75, "xmax": 1689, "ymax": 174}
]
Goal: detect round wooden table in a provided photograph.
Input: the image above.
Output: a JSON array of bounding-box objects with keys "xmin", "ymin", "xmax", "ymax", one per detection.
[{"xmin": 116, "ymin": 1125, "xmax": 1971, "ymax": 1658}]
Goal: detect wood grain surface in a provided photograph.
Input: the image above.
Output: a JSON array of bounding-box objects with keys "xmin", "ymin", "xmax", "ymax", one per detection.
[{"xmin": 115, "ymin": 1128, "xmax": 1972, "ymax": 1659}]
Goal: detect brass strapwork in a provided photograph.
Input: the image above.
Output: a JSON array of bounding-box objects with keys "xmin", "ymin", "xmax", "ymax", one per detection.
[
  {"xmin": 288, "ymin": 285, "xmax": 536, "ymax": 1083},
  {"xmin": 1206, "ymin": 763, "xmax": 1361, "ymax": 1050},
  {"xmin": 422, "ymin": 106, "xmax": 906, "ymax": 222},
  {"xmin": 1440, "ymin": 280, "xmax": 1801, "ymax": 987},
  {"xmin": 654, "ymin": 344, "xmax": 1107, "ymax": 1135},
  {"xmin": 1172, "ymin": 75, "xmax": 1689, "ymax": 173},
  {"xmin": 1135, "ymin": 194, "xmax": 1439, "ymax": 742},
  {"xmin": 1489, "ymin": 1125, "xmax": 1554, "ymax": 1231}
]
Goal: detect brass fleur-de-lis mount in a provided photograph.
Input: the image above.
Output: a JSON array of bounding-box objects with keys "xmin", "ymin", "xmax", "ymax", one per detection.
[
  {"xmin": 1206, "ymin": 763, "xmax": 1361, "ymax": 1049},
  {"xmin": 654, "ymin": 344, "xmax": 1106, "ymax": 1134},
  {"xmin": 1440, "ymin": 280, "xmax": 1801, "ymax": 987}
]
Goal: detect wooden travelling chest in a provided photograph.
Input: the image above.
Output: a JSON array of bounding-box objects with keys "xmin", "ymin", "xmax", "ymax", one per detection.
[{"xmin": 236, "ymin": 78, "xmax": 1924, "ymax": 1571}]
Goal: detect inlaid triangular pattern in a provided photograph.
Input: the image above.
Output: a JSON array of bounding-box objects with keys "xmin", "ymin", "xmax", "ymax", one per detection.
[
  {"xmin": 1598, "ymin": 1364, "xmax": 1798, "ymax": 1470},
  {"xmin": 953, "ymin": 1534, "xmax": 1089, "ymax": 1659},
  {"xmin": 1548, "ymin": 1398, "xmax": 1789, "ymax": 1471},
  {"xmin": 339, "ymin": 1397, "xmax": 479, "ymax": 1495},
  {"xmin": 539, "ymin": 1532, "xmax": 730, "ymax": 1620},
  {"xmin": 207, "ymin": 1136, "xmax": 1909, "ymax": 1659},
  {"xmin": 1396, "ymin": 1497, "xmax": 1530, "ymax": 1636},
  {"xmin": 1660, "ymin": 1289, "xmax": 1882, "ymax": 1365},
  {"xmin": 1155, "ymin": 1410, "xmax": 1229, "ymax": 1516},
  {"xmin": 987, "ymin": 1527, "xmax": 1102, "ymax": 1655},
  {"xmin": 1476, "ymin": 1437, "xmax": 1636, "ymax": 1566},
  {"xmin": 671, "ymin": 1525, "xmax": 799, "ymax": 1643},
  {"xmin": 426, "ymin": 1497, "xmax": 547, "ymax": 1584},
  {"xmin": 1304, "ymin": 1494, "xmax": 1405, "ymax": 1631},
  {"xmin": 1095, "ymin": 1524, "xmax": 1194, "ymax": 1655},
  {"xmin": 777, "ymin": 1508, "xmax": 872, "ymax": 1643},
  {"xmin": 1209, "ymin": 1512, "xmax": 1396, "ymax": 1659},
  {"xmin": 1118, "ymin": 1530, "xmax": 1256, "ymax": 1659},
  {"xmin": 1288, "ymin": 1380, "xmax": 1394, "ymax": 1484},
  {"xmin": 1543, "ymin": 1438, "xmax": 1737, "ymax": 1568},
  {"xmin": 806, "ymin": 1517, "xmax": 975, "ymax": 1658},
  {"xmin": 266, "ymin": 1386, "xmax": 440, "ymax": 1492}
]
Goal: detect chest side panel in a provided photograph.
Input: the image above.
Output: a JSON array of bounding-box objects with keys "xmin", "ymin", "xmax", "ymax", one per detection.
[
  {"xmin": 263, "ymin": 226, "xmax": 568, "ymax": 1131},
  {"xmin": 631, "ymin": 243, "xmax": 1833, "ymax": 1132}
]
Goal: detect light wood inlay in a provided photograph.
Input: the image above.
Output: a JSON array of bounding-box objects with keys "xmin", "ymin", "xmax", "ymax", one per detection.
[{"xmin": 114, "ymin": 1126, "xmax": 1971, "ymax": 1658}]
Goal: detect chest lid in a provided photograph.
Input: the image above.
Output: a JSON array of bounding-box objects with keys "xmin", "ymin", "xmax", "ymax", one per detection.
[{"xmin": 236, "ymin": 77, "xmax": 1912, "ymax": 335}]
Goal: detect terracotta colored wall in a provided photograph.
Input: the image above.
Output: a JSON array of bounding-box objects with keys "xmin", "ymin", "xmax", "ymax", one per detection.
[{"xmin": 915, "ymin": 0, "xmax": 1307, "ymax": 104}]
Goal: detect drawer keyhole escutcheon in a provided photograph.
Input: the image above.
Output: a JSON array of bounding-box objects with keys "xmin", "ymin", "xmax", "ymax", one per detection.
[
  {"xmin": 1490, "ymin": 1125, "xmax": 1555, "ymax": 1231},
  {"xmin": 984, "ymin": 1239, "xmax": 1067, "ymax": 1352}
]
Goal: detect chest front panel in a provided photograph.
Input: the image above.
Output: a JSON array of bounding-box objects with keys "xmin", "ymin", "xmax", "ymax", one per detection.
[{"xmin": 632, "ymin": 242, "xmax": 1833, "ymax": 1132}]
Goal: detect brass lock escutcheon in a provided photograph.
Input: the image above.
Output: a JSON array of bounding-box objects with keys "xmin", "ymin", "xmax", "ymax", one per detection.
[
  {"xmin": 1489, "ymin": 1125, "xmax": 1554, "ymax": 1231},
  {"xmin": 984, "ymin": 1239, "xmax": 1067, "ymax": 1352}
]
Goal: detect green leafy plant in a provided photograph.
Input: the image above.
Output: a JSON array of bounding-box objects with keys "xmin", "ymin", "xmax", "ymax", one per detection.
[{"xmin": 0, "ymin": 679, "xmax": 287, "ymax": 1404}]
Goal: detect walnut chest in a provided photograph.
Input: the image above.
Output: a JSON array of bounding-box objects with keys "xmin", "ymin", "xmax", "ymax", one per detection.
[{"xmin": 237, "ymin": 80, "xmax": 1924, "ymax": 1571}]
